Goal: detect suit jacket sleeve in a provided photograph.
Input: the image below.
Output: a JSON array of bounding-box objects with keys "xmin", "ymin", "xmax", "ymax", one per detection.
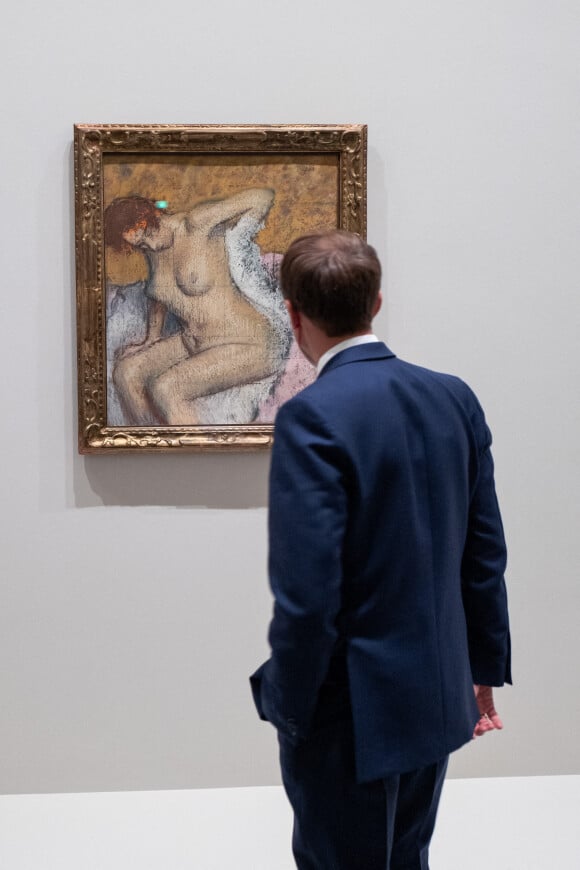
[
  {"xmin": 250, "ymin": 395, "xmax": 347, "ymax": 743},
  {"xmin": 461, "ymin": 399, "xmax": 512, "ymax": 686}
]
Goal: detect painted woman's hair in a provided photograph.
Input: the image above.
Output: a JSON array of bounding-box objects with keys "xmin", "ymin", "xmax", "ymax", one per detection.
[{"xmin": 104, "ymin": 196, "xmax": 161, "ymax": 253}]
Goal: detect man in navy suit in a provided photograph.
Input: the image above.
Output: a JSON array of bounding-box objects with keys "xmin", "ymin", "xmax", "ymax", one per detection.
[{"xmin": 251, "ymin": 230, "xmax": 511, "ymax": 869}]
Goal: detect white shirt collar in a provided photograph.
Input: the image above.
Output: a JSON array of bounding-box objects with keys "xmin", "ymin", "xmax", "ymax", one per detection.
[{"xmin": 316, "ymin": 334, "xmax": 380, "ymax": 376}]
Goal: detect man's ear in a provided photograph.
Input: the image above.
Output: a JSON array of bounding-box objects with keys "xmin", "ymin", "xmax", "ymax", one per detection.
[
  {"xmin": 373, "ymin": 291, "xmax": 383, "ymax": 318},
  {"xmin": 285, "ymin": 299, "xmax": 301, "ymax": 332}
]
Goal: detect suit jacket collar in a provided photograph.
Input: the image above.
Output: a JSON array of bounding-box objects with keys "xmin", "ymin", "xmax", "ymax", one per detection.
[{"xmin": 318, "ymin": 341, "xmax": 396, "ymax": 377}]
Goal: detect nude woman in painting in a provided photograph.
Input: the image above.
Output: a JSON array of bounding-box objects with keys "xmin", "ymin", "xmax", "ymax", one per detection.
[{"xmin": 104, "ymin": 189, "xmax": 292, "ymax": 425}]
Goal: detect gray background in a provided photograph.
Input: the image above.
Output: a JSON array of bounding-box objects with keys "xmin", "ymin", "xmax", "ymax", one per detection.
[{"xmin": 1, "ymin": 0, "xmax": 578, "ymax": 794}]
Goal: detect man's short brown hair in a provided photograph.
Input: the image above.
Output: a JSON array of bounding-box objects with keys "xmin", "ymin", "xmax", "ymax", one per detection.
[{"xmin": 280, "ymin": 230, "xmax": 381, "ymax": 337}]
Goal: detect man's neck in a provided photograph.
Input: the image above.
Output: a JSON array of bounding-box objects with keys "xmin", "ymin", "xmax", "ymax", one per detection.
[
  {"xmin": 315, "ymin": 329, "xmax": 374, "ymax": 362},
  {"xmin": 316, "ymin": 332, "xmax": 379, "ymax": 375}
]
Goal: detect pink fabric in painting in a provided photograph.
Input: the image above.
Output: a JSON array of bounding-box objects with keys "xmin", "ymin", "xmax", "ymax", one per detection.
[{"xmin": 255, "ymin": 252, "xmax": 316, "ymax": 422}]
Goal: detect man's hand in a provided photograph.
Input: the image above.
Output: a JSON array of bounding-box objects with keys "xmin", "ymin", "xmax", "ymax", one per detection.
[{"xmin": 473, "ymin": 685, "xmax": 503, "ymax": 738}]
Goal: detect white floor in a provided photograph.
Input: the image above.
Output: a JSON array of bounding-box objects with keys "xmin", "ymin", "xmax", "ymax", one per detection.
[{"xmin": 0, "ymin": 776, "xmax": 577, "ymax": 869}]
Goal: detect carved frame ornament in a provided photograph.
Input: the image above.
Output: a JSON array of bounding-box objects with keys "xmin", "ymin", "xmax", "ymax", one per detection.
[{"xmin": 74, "ymin": 124, "xmax": 367, "ymax": 453}]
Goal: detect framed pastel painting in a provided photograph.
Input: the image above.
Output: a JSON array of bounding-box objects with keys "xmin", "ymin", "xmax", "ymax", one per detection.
[{"xmin": 74, "ymin": 124, "xmax": 367, "ymax": 452}]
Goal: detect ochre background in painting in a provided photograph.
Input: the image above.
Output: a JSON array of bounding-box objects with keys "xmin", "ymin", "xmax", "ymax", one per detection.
[{"xmin": 104, "ymin": 154, "xmax": 339, "ymax": 286}]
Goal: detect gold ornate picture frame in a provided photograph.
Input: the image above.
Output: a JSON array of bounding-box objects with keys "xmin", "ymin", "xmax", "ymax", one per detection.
[{"xmin": 74, "ymin": 124, "xmax": 367, "ymax": 453}]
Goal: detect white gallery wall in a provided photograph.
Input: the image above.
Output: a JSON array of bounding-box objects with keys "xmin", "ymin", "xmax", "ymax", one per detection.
[{"xmin": 1, "ymin": 0, "xmax": 578, "ymax": 794}]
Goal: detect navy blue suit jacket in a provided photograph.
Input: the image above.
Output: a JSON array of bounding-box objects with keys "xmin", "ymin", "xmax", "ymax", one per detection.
[{"xmin": 251, "ymin": 342, "xmax": 511, "ymax": 782}]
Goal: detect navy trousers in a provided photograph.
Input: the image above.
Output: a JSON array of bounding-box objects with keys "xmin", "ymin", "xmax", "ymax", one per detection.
[{"xmin": 279, "ymin": 709, "xmax": 448, "ymax": 870}]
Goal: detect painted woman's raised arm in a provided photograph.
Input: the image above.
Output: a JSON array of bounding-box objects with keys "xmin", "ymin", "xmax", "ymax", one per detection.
[{"xmin": 185, "ymin": 188, "xmax": 275, "ymax": 232}]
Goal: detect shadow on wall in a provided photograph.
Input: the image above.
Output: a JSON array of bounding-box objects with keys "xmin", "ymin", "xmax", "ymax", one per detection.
[{"xmin": 75, "ymin": 451, "xmax": 270, "ymax": 509}]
